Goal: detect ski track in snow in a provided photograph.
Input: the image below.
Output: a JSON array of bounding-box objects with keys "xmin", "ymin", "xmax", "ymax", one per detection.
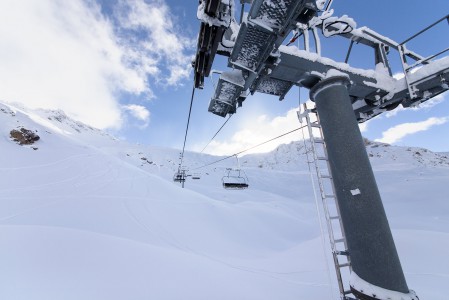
[
  {"xmin": 1, "ymin": 102, "xmax": 448, "ymax": 299},
  {"xmin": 119, "ymin": 176, "xmax": 329, "ymax": 288}
]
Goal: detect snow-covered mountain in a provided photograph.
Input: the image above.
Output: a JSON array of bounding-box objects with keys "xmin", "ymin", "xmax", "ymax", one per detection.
[{"xmin": 1, "ymin": 101, "xmax": 448, "ymax": 300}]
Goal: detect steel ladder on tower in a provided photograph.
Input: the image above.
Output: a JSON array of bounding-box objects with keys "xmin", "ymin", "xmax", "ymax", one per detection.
[{"xmin": 298, "ymin": 102, "xmax": 355, "ymax": 300}]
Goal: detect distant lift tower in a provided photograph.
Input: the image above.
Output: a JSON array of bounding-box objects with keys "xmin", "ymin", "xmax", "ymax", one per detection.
[{"xmin": 194, "ymin": 0, "xmax": 449, "ymax": 299}]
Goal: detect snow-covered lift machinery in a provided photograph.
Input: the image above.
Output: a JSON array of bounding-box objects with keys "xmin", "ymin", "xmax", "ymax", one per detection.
[{"xmin": 194, "ymin": 1, "xmax": 448, "ymax": 299}]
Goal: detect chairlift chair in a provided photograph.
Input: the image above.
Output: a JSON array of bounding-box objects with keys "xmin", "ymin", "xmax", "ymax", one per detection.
[
  {"xmin": 173, "ymin": 169, "xmax": 186, "ymax": 183},
  {"xmin": 222, "ymin": 168, "xmax": 249, "ymax": 189},
  {"xmin": 192, "ymin": 173, "xmax": 201, "ymax": 180}
]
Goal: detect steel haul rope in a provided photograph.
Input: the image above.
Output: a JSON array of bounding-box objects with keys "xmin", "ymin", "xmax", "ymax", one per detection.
[
  {"xmin": 193, "ymin": 125, "xmax": 307, "ymax": 170},
  {"xmin": 179, "ymin": 84, "xmax": 196, "ymax": 168},
  {"xmin": 200, "ymin": 114, "xmax": 233, "ymax": 153}
]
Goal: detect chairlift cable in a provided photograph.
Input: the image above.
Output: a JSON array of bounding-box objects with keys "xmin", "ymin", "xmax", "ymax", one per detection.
[
  {"xmin": 193, "ymin": 125, "xmax": 307, "ymax": 170},
  {"xmin": 180, "ymin": 84, "xmax": 196, "ymax": 167},
  {"xmin": 324, "ymin": 0, "xmax": 335, "ymax": 12},
  {"xmin": 200, "ymin": 114, "xmax": 233, "ymax": 153},
  {"xmin": 233, "ymin": 126, "xmax": 304, "ymax": 157}
]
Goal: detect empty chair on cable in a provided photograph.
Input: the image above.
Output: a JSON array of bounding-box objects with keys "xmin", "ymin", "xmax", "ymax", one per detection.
[
  {"xmin": 222, "ymin": 168, "xmax": 249, "ymax": 189},
  {"xmin": 192, "ymin": 173, "xmax": 201, "ymax": 180}
]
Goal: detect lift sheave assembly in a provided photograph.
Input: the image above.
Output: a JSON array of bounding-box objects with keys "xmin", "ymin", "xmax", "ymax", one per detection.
[{"xmin": 193, "ymin": 0, "xmax": 449, "ymax": 299}]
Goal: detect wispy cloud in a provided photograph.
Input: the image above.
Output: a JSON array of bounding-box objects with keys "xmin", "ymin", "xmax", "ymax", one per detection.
[
  {"xmin": 123, "ymin": 104, "xmax": 150, "ymax": 128},
  {"xmin": 115, "ymin": 0, "xmax": 194, "ymax": 86},
  {"xmin": 375, "ymin": 117, "xmax": 449, "ymax": 144},
  {"xmin": 199, "ymin": 108, "xmax": 305, "ymax": 156},
  {"xmin": 0, "ymin": 0, "xmax": 193, "ymax": 129}
]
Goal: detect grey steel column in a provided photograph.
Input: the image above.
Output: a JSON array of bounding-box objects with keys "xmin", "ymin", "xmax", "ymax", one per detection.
[{"xmin": 309, "ymin": 76, "xmax": 410, "ymax": 297}]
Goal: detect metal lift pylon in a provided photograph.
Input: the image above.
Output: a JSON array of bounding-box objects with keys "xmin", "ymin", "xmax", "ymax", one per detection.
[
  {"xmin": 194, "ymin": 1, "xmax": 449, "ymax": 299},
  {"xmin": 308, "ymin": 76, "xmax": 417, "ymax": 300}
]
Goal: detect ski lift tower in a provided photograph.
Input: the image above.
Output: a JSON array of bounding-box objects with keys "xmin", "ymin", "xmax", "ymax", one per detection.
[{"xmin": 194, "ymin": 0, "xmax": 448, "ymax": 299}]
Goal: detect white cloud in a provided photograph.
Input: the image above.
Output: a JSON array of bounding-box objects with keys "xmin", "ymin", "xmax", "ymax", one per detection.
[
  {"xmin": 195, "ymin": 99, "xmax": 379, "ymax": 156},
  {"xmin": 123, "ymin": 104, "xmax": 150, "ymax": 128},
  {"xmin": 116, "ymin": 0, "xmax": 194, "ymax": 86},
  {"xmin": 0, "ymin": 0, "xmax": 192, "ymax": 129},
  {"xmin": 375, "ymin": 117, "xmax": 449, "ymax": 144},
  {"xmin": 359, "ymin": 121, "xmax": 369, "ymax": 133},
  {"xmin": 200, "ymin": 107, "xmax": 307, "ymax": 156}
]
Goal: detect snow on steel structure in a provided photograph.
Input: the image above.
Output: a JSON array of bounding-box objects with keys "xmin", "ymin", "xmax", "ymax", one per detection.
[
  {"xmin": 194, "ymin": 0, "xmax": 448, "ymax": 121},
  {"xmin": 194, "ymin": 1, "xmax": 448, "ymax": 299}
]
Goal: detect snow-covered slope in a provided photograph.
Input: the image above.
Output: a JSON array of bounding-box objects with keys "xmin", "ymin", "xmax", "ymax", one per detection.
[{"xmin": 1, "ymin": 102, "xmax": 448, "ymax": 300}]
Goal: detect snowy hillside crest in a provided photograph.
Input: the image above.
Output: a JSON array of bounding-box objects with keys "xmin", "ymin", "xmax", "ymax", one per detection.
[{"xmin": 2, "ymin": 100, "xmax": 449, "ymax": 171}]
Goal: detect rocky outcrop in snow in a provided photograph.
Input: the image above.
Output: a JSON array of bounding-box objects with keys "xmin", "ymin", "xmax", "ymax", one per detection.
[{"xmin": 10, "ymin": 127, "xmax": 40, "ymax": 145}]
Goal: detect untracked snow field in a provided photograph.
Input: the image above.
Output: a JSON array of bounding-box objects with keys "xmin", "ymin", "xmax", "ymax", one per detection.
[{"xmin": 1, "ymin": 102, "xmax": 448, "ymax": 299}]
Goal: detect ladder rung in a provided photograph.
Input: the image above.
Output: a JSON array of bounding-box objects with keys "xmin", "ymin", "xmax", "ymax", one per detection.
[
  {"xmin": 324, "ymin": 194, "xmax": 335, "ymax": 199},
  {"xmin": 311, "ymin": 123, "xmax": 321, "ymax": 128},
  {"xmin": 334, "ymin": 238, "xmax": 345, "ymax": 243},
  {"xmin": 314, "ymin": 138, "xmax": 325, "ymax": 144},
  {"xmin": 338, "ymin": 262, "xmax": 351, "ymax": 268},
  {"xmin": 316, "ymin": 169, "xmax": 328, "ymax": 174},
  {"xmin": 336, "ymin": 250, "xmax": 350, "ymax": 256},
  {"xmin": 320, "ymin": 174, "xmax": 332, "ymax": 179},
  {"xmin": 316, "ymin": 156, "xmax": 328, "ymax": 161},
  {"xmin": 343, "ymin": 290, "xmax": 353, "ymax": 295},
  {"xmin": 330, "ymin": 215, "xmax": 340, "ymax": 220}
]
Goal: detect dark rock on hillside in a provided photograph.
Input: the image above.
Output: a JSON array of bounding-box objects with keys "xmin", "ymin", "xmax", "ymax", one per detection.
[
  {"xmin": 1, "ymin": 107, "xmax": 15, "ymax": 116},
  {"xmin": 10, "ymin": 128, "xmax": 40, "ymax": 145}
]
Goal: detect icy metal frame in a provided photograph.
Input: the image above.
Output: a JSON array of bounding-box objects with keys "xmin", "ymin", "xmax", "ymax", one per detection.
[
  {"xmin": 398, "ymin": 14, "xmax": 449, "ymax": 99},
  {"xmin": 195, "ymin": 1, "xmax": 449, "ymax": 121}
]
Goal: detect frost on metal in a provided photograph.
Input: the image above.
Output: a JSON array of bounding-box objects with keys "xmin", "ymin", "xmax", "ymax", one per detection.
[
  {"xmin": 322, "ymin": 15, "xmax": 357, "ymax": 37},
  {"xmin": 280, "ymin": 45, "xmax": 396, "ymax": 91},
  {"xmin": 231, "ymin": 21, "xmax": 273, "ymax": 71},
  {"xmin": 315, "ymin": 0, "xmax": 326, "ymax": 10},
  {"xmin": 209, "ymin": 100, "xmax": 230, "ymax": 115},
  {"xmin": 217, "ymin": 82, "xmax": 240, "ymax": 100},
  {"xmin": 237, "ymin": 45, "xmax": 262, "ymax": 70},
  {"xmin": 200, "ymin": 0, "xmax": 449, "ymax": 122},
  {"xmin": 250, "ymin": 0, "xmax": 290, "ymax": 30},
  {"xmin": 197, "ymin": 0, "xmax": 233, "ymax": 27},
  {"xmin": 208, "ymin": 70, "xmax": 245, "ymax": 117},
  {"xmin": 325, "ymin": 69, "xmax": 350, "ymax": 80},
  {"xmin": 254, "ymin": 77, "xmax": 292, "ymax": 98},
  {"xmin": 221, "ymin": 70, "xmax": 245, "ymax": 87},
  {"xmin": 366, "ymin": 56, "xmax": 449, "ymax": 100},
  {"xmin": 406, "ymin": 56, "xmax": 449, "ymax": 85}
]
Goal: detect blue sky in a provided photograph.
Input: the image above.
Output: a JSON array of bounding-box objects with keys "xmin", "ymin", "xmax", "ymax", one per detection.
[{"xmin": 0, "ymin": 0, "xmax": 448, "ymax": 154}]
